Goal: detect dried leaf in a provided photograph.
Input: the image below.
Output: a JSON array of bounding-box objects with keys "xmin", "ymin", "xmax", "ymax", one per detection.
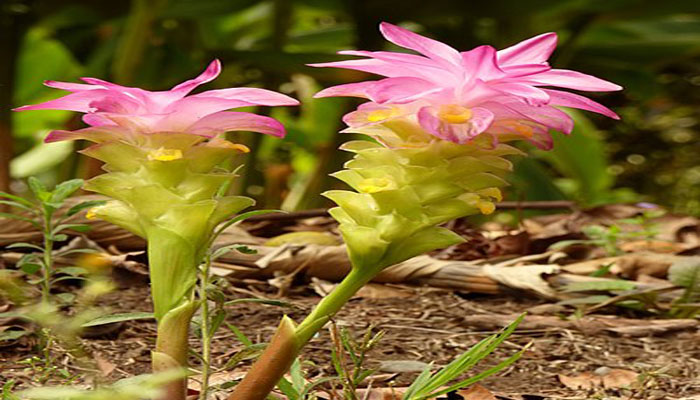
[
  {"xmin": 483, "ymin": 264, "xmax": 559, "ymax": 298},
  {"xmin": 558, "ymin": 372, "xmax": 601, "ymax": 389},
  {"xmin": 601, "ymin": 368, "xmax": 638, "ymax": 388},
  {"xmin": 93, "ymin": 353, "xmax": 116, "ymax": 377},
  {"xmin": 455, "ymin": 384, "xmax": 497, "ymax": 400}
]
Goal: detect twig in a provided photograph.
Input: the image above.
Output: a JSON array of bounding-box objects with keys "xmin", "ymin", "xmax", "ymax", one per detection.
[{"xmin": 244, "ymin": 201, "xmax": 576, "ymax": 222}]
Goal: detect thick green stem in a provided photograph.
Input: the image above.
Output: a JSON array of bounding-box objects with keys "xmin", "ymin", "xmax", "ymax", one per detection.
[
  {"xmin": 147, "ymin": 229, "xmax": 200, "ymax": 400},
  {"xmin": 153, "ymin": 301, "xmax": 196, "ymax": 400},
  {"xmin": 227, "ymin": 267, "xmax": 376, "ymax": 400}
]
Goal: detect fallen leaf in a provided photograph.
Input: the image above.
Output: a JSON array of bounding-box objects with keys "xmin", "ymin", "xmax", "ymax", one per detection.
[
  {"xmin": 600, "ymin": 368, "xmax": 638, "ymax": 388},
  {"xmin": 379, "ymin": 360, "xmax": 431, "ymax": 373},
  {"xmin": 355, "ymin": 284, "xmax": 415, "ymax": 299},
  {"xmin": 483, "ymin": 264, "xmax": 560, "ymax": 298},
  {"xmin": 456, "ymin": 384, "xmax": 497, "ymax": 400},
  {"xmin": 559, "ymin": 368, "xmax": 639, "ymax": 390},
  {"xmin": 93, "ymin": 353, "xmax": 116, "ymax": 377},
  {"xmin": 558, "ymin": 372, "xmax": 601, "ymax": 389}
]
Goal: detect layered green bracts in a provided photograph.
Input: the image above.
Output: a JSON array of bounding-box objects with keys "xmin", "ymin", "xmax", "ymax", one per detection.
[
  {"xmin": 326, "ymin": 123, "xmax": 520, "ymax": 272},
  {"xmin": 82, "ymin": 132, "xmax": 253, "ymax": 398},
  {"xmin": 229, "ymin": 121, "xmax": 519, "ymax": 400}
]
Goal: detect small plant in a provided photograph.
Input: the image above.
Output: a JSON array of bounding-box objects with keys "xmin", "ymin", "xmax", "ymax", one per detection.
[
  {"xmin": 329, "ymin": 324, "xmax": 384, "ymax": 400},
  {"xmin": 668, "ymin": 258, "xmax": 700, "ymax": 318},
  {"xmin": 550, "ymin": 208, "xmax": 666, "ymax": 256},
  {"xmin": 401, "ymin": 314, "xmax": 528, "ymax": 400},
  {"xmin": 0, "ymin": 177, "xmax": 102, "ymax": 303}
]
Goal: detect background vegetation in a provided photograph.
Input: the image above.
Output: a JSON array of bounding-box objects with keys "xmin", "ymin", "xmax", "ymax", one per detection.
[{"xmin": 2, "ymin": 0, "xmax": 699, "ymax": 216}]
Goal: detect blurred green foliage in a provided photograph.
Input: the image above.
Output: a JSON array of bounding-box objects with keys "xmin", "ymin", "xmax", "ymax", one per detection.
[{"xmin": 2, "ymin": 0, "xmax": 699, "ymax": 214}]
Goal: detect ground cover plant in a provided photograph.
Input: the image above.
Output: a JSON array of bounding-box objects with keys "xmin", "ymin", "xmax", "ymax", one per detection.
[{"xmin": 1, "ymin": 3, "xmax": 699, "ymax": 400}]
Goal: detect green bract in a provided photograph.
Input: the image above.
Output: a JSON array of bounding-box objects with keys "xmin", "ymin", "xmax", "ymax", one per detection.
[
  {"xmin": 82, "ymin": 133, "xmax": 253, "ymax": 321},
  {"xmin": 324, "ymin": 136, "xmax": 520, "ymax": 271}
]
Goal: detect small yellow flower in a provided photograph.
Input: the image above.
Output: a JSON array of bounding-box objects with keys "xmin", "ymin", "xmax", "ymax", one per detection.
[
  {"xmin": 358, "ymin": 177, "xmax": 395, "ymax": 193},
  {"xmin": 147, "ymin": 148, "xmax": 183, "ymax": 161},
  {"xmin": 438, "ymin": 105, "xmax": 473, "ymax": 124}
]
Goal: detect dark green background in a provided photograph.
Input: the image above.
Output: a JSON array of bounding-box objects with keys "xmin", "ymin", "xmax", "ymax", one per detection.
[{"xmin": 2, "ymin": 0, "xmax": 699, "ymax": 215}]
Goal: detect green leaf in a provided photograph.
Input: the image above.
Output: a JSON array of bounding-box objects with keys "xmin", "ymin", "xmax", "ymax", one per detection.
[
  {"xmin": 65, "ymin": 200, "xmax": 107, "ymax": 217},
  {"xmin": 668, "ymin": 257, "xmax": 700, "ymax": 303},
  {"xmin": 557, "ymin": 295, "xmax": 612, "ymax": 306},
  {"xmin": 7, "ymin": 242, "xmax": 44, "ymax": 252},
  {"xmin": 19, "ymin": 263, "xmax": 42, "ymax": 275},
  {"xmin": 225, "ymin": 322, "xmax": 253, "ymax": 346},
  {"xmin": 211, "ymin": 244, "xmax": 257, "ymax": 261},
  {"xmin": 410, "ymin": 314, "xmax": 525, "ymax": 399},
  {"xmin": 0, "ymin": 200, "xmax": 35, "ymax": 213},
  {"xmin": 51, "ymin": 234, "xmax": 68, "ymax": 242},
  {"xmin": 0, "ymin": 212, "xmax": 40, "ymax": 228},
  {"xmin": 224, "ymin": 298, "xmax": 293, "ymax": 308},
  {"xmin": 56, "ymin": 266, "xmax": 88, "ymax": 277},
  {"xmin": 0, "ymin": 329, "xmax": 30, "ymax": 342},
  {"xmin": 81, "ymin": 312, "xmax": 155, "ymax": 327},
  {"xmin": 27, "ymin": 177, "xmax": 49, "ymax": 202},
  {"xmin": 223, "ymin": 343, "xmax": 267, "ymax": 369},
  {"xmin": 276, "ymin": 377, "xmax": 300, "ymax": 400},
  {"xmin": 562, "ymin": 280, "xmax": 637, "ymax": 293},
  {"xmin": 52, "ymin": 223, "xmax": 91, "ymax": 235},
  {"xmin": 0, "ymin": 191, "xmax": 35, "ymax": 208},
  {"xmin": 208, "ymin": 309, "xmax": 226, "ymax": 337},
  {"xmin": 50, "ymin": 179, "xmax": 84, "ymax": 204}
]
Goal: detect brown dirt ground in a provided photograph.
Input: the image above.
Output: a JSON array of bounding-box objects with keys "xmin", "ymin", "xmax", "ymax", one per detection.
[{"xmin": 2, "ymin": 278, "xmax": 699, "ymax": 400}]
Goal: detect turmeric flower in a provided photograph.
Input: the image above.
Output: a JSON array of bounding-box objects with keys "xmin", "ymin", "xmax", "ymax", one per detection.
[
  {"xmin": 310, "ymin": 23, "xmax": 621, "ymax": 149},
  {"xmin": 15, "ymin": 59, "xmax": 299, "ymax": 142}
]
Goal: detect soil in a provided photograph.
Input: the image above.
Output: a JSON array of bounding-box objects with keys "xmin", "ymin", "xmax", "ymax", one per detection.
[
  {"xmin": 2, "ymin": 206, "xmax": 700, "ymax": 399},
  {"xmin": 2, "ymin": 280, "xmax": 699, "ymax": 400}
]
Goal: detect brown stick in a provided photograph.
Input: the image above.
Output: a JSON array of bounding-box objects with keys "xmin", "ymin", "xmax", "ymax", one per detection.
[{"xmin": 245, "ymin": 201, "xmax": 576, "ymax": 222}]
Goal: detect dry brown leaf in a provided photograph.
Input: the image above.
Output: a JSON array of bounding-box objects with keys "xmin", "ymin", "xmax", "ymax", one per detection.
[
  {"xmin": 482, "ymin": 264, "xmax": 559, "ymax": 298},
  {"xmin": 601, "ymin": 368, "xmax": 638, "ymax": 388},
  {"xmin": 559, "ymin": 368, "xmax": 638, "ymax": 390},
  {"xmin": 558, "ymin": 372, "xmax": 601, "ymax": 389},
  {"xmin": 355, "ymin": 284, "xmax": 415, "ymax": 299},
  {"xmin": 93, "ymin": 353, "xmax": 116, "ymax": 377},
  {"xmin": 456, "ymin": 384, "xmax": 498, "ymax": 400}
]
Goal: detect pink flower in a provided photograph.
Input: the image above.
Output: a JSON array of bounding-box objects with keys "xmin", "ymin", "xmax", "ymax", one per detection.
[
  {"xmin": 15, "ymin": 60, "xmax": 299, "ymax": 142},
  {"xmin": 310, "ymin": 23, "xmax": 621, "ymax": 149}
]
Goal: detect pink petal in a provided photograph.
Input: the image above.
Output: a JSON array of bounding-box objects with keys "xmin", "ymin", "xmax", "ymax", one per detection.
[
  {"xmin": 499, "ymin": 101, "xmax": 574, "ymax": 134},
  {"xmin": 44, "ymin": 126, "xmax": 129, "ymax": 143},
  {"xmin": 187, "ymin": 111, "xmax": 286, "ymax": 137},
  {"xmin": 497, "ymin": 32, "xmax": 558, "ymax": 66},
  {"xmin": 460, "ymin": 45, "xmax": 505, "ymax": 81},
  {"xmin": 44, "ymin": 80, "xmax": 99, "ymax": 92},
  {"xmin": 83, "ymin": 113, "xmax": 118, "ymax": 127},
  {"xmin": 379, "ymin": 22, "xmax": 462, "ymax": 66},
  {"xmin": 522, "ymin": 69, "xmax": 622, "ymax": 91},
  {"xmin": 417, "ymin": 106, "xmax": 494, "ymax": 143},
  {"xmin": 490, "ymin": 82, "xmax": 550, "ymax": 106},
  {"xmin": 314, "ymin": 81, "xmax": 377, "ymax": 99},
  {"xmin": 500, "ymin": 64, "xmax": 551, "ymax": 78},
  {"xmin": 308, "ymin": 59, "xmax": 431, "ymax": 79},
  {"xmin": 191, "ymin": 88, "xmax": 299, "ymax": 106},
  {"xmin": 365, "ymin": 77, "xmax": 441, "ymax": 104},
  {"xmin": 543, "ymin": 89, "xmax": 620, "ymax": 119},
  {"xmin": 169, "ymin": 59, "xmax": 221, "ymax": 95},
  {"xmin": 336, "ymin": 50, "xmax": 455, "ymax": 83},
  {"xmin": 13, "ymin": 90, "xmax": 123, "ymax": 113}
]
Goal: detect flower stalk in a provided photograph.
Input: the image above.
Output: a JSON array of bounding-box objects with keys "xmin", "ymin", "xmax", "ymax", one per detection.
[{"xmin": 15, "ymin": 60, "xmax": 298, "ymax": 400}]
